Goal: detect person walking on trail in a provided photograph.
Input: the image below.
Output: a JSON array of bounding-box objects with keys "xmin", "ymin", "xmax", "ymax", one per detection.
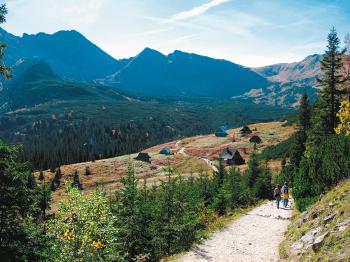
[
  {"xmin": 273, "ymin": 185, "xmax": 281, "ymax": 209},
  {"xmin": 281, "ymin": 182, "xmax": 289, "ymax": 208}
]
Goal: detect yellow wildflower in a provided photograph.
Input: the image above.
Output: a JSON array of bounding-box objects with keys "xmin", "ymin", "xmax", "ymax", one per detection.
[
  {"xmin": 335, "ymin": 101, "xmax": 350, "ymax": 136},
  {"xmin": 91, "ymin": 240, "xmax": 104, "ymax": 249}
]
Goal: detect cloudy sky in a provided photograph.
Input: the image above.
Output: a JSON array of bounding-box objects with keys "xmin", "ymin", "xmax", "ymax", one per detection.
[{"xmin": 3, "ymin": 0, "xmax": 350, "ymax": 67}]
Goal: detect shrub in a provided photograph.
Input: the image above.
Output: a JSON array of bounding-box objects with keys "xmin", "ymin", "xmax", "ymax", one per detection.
[{"xmin": 45, "ymin": 187, "xmax": 121, "ymax": 261}]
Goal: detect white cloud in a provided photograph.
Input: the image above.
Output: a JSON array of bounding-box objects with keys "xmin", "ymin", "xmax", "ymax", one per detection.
[
  {"xmin": 169, "ymin": 0, "xmax": 229, "ymax": 21},
  {"xmin": 52, "ymin": 0, "xmax": 105, "ymax": 25}
]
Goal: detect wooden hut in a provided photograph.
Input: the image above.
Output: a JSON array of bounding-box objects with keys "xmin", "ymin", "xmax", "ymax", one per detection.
[
  {"xmin": 240, "ymin": 125, "xmax": 252, "ymax": 136},
  {"xmin": 160, "ymin": 147, "xmax": 171, "ymax": 155},
  {"xmin": 249, "ymin": 135, "xmax": 262, "ymax": 144},
  {"xmin": 135, "ymin": 152, "xmax": 151, "ymax": 163},
  {"xmin": 215, "ymin": 126, "xmax": 228, "ymax": 137},
  {"xmin": 219, "ymin": 147, "xmax": 245, "ymax": 165}
]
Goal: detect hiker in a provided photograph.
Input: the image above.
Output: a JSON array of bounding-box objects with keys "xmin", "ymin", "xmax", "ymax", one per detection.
[
  {"xmin": 273, "ymin": 185, "xmax": 281, "ymax": 209},
  {"xmin": 281, "ymin": 182, "xmax": 289, "ymax": 208}
]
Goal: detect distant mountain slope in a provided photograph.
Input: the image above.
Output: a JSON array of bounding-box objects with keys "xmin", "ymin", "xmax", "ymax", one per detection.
[
  {"xmin": 234, "ymin": 55, "xmax": 322, "ymax": 107},
  {"xmin": 0, "ymin": 60, "xmax": 131, "ymax": 111},
  {"xmin": 254, "ymin": 54, "xmax": 321, "ymax": 83},
  {"xmin": 102, "ymin": 48, "xmax": 270, "ymax": 97},
  {"xmin": 0, "ymin": 28, "xmax": 125, "ymax": 81}
]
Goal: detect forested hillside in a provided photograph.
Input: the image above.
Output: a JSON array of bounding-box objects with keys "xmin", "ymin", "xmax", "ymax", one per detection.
[{"xmin": 1, "ymin": 2, "xmax": 350, "ymax": 261}]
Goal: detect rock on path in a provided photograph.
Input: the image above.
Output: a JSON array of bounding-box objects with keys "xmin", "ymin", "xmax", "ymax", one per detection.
[{"xmin": 179, "ymin": 201, "xmax": 292, "ymax": 262}]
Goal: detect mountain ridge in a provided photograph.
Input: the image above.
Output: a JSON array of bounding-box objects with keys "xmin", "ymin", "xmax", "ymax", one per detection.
[{"xmin": 0, "ymin": 27, "xmax": 323, "ymax": 107}]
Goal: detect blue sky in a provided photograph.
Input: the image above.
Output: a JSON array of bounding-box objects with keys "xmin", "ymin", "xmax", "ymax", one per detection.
[{"xmin": 3, "ymin": 0, "xmax": 350, "ymax": 67}]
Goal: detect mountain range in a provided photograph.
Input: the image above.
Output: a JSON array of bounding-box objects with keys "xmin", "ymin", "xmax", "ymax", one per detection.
[{"xmin": 0, "ymin": 27, "xmax": 322, "ymax": 109}]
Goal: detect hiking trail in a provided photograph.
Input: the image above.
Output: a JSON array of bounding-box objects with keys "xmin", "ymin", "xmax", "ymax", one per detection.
[{"xmin": 179, "ymin": 200, "xmax": 292, "ymax": 262}]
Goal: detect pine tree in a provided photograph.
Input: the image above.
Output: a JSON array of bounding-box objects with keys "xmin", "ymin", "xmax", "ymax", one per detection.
[
  {"xmin": 316, "ymin": 27, "xmax": 344, "ymax": 134},
  {"xmin": 0, "ymin": 141, "xmax": 38, "ymax": 260},
  {"xmin": 38, "ymin": 170, "xmax": 44, "ymax": 181},
  {"xmin": 71, "ymin": 170, "xmax": 82, "ymax": 190},
  {"xmin": 290, "ymin": 92, "xmax": 311, "ymax": 167},
  {"xmin": 51, "ymin": 167, "xmax": 62, "ymax": 191},
  {"xmin": 115, "ymin": 164, "xmax": 145, "ymax": 260},
  {"xmin": 37, "ymin": 183, "xmax": 51, "ymax": 219},
  {"xmin": 244, "ymin": 150, "xmax": 260, "ymax": 188}
]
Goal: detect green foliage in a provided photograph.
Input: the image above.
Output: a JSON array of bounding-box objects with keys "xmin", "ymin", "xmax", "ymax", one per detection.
[
  {"xmin": 253, "ymin": 165, "xmax": 274, "ymax": 200},
  {"xmin": 259, "ymin": 133, "xmax": 296, "ymax": 160},
  {"xmin": 71, "ymin": 170, "xmax": 83, "ymax": 190},
  {"xmin": 307, "ymin": 28, "xmax": 345, "ymax": 151},
  {"xmin": 84, "ymin": 166, "xmax": 91, "ymax": 176},
  {"xmin": 0, "ymin": 98, "xmax": 291, "ymax": 170},
  {"xmin": 290, "ymin": 92, "xmax": 311, "ymax": 167},
  {"xmin": 0, "ymin": 141, "xmax": 40, "ymax": 261},
  {"xmin": 244, "ymin": 150, "xmax": 260, "ymax": 188},
  {"xmin": 292, "ymin": 135, "xmax": 350, "ymax": 211},
  {"xmin": 45, "ymin": 187, "xmax": 121, "ymax": 261},
  {"xmin": 39, "ymin": 170, "xmax": 44, "ymax": 180},
  {"xmin": 51, "ymin": 167, "xmax": 62, "ymax": 191}
]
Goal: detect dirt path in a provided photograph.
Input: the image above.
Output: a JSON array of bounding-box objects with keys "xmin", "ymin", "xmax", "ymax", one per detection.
[
  {"xmin": 179, "ymin": 201, "xmax": 292, "ymax": 262},
  {"xmin": 201, "ymin": 158, "xmax": 218, "ymax": 172}
]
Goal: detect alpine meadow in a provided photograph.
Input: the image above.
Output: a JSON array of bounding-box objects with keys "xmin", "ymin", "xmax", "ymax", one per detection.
[{"xmin": 0, "ymin": 1, "xmax": 350, "ymax": 261}]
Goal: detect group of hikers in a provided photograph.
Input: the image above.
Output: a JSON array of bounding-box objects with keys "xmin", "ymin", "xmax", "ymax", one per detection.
[{"xmin": 273, "ymin": 182, "xmax": 289, "ymax": 209}]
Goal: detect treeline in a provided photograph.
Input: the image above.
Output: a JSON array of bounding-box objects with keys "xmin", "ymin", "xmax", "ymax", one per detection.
[
  {"xmin": 0, "ymin": 139, "xmax": 274, "ymax": 261},
  {"xmin": 2, "ymin": 115, "xmax": 209, "ymax": 170},
  {"xmin": 273, "ymin": 28, "xmax": 350, "ymax": 211}
]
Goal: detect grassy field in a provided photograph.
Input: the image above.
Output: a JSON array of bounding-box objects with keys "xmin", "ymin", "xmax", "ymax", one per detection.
[{"xmin": 36, "ymin": 121, "xmax": 295, "ymax": 211}]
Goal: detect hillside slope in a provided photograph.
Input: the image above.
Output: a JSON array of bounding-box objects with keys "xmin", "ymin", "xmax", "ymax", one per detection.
[
  {"xmin": 35, "ymin": 121, "xmax": 295, "ymax": 210},
  {"xmin": 0, "ymin": 60, "xmax": 131, "ymax": 111},
  {"xmin": 281, "ymin": 179, "xmax": 350, "ymax": 261},
  {"xmin": 234, "ymin": 55, "xmax": 321, "ymax": 107}
]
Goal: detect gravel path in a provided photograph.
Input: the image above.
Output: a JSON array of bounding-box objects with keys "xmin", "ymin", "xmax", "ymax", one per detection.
[{"xmin": 179, "ymin": 201, "xmax": 292, "ymax": 262}]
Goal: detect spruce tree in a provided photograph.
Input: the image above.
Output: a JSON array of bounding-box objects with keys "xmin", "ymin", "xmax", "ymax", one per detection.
[
  {"xmin": 315, "ymin": 27, "xmax": 344, "ymax": 134},
  {"xmin": 0, "ymin": 142, "xmax": 38, "ymax": 260},
  {"xmin": 244, "ymin": 150, "xmax": 260, "ymax": 188},
  {"xmin": 71, "ymin": 170, "xmax": 82, "ymax": 190},
  {"xmin": 290, "ymin": 92, "xmax": 311, "ymax": 167},
  {"xmin": 38, "ymin": 170, "xmax": 44, "ymax": 181},
  {"xmin": 115, "ymin": 164, "xmax": 145, "ymax": 260}
]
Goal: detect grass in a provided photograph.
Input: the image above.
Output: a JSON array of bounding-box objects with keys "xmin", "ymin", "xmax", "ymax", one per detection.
[
  {"xmin": 165, "ymin": 200, "xmax": 268, "ymax": 261},
  {"xmin": 280, "ymin": 179, "xmax": 350, "ymax": 261}
]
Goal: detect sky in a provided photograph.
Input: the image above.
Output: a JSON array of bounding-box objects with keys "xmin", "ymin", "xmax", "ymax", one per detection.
[{"xmin": 2, "ymin": 0, "xmax": 350, "ymax": 67}]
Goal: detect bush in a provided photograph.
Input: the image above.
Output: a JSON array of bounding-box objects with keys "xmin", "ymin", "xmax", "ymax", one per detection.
[
  {"xmin": 45, "ymin": 187, "xmax": 121, "ymax": 261},
  {"xmin": 292, "ymin": 135, "xmax": 350, "ymax": 211}
]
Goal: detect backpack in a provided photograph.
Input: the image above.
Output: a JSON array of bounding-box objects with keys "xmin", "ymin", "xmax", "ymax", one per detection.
[{"xmin": 273, "ymin": 188, "xmax": 280, "ymax": 197}]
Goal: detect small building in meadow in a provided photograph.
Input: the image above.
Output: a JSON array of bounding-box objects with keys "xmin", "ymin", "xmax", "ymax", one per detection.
[
  {"xmin": 160, "ymin": 147, "xmax": 172, "ymax": 155},
  {"xmin": 215, "ymin": 126, "xmax": 228, "ymax": 137},
  {"xmin": 240, "ymin": 125, "xmax": 252, "ymax": 136},
  {"xmin": 249, "ymin": 135, "xmax": 262, "ymax": 144},
  {"xmin": 135, "ymin": 152, "xmax": 151, "ymax": 163},
  {"xmin": 219, "ymin": 147, "xmax": 245, "ymax": 165}
]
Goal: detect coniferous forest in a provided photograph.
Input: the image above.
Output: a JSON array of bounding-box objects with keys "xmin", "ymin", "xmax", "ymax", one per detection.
[{"xmin": 1, "ymin": 3, "xmax": 350, "ymax": 262}]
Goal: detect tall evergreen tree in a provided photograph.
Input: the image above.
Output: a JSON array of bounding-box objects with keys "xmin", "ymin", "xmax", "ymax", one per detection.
[
  {"xmin": 244, "ymin": 150, "xmax": 260, "ymax": 188},
  {"xmin": 0, "ymin": 142, "xmax": 38, "ymax": 260},
  {"xmin": 290, "ymin": 92, "xmax": 311, "ymax": 167},
  {"xmin": 0, "ymin": 4, "xmax": 11, "ymax": 80},
  {"xmin": 316, "ymin": 27, "xmax": 344, "ymax": 134},
  {"xmin": 114, "ymin": 164, "xmax": 146, "ymax": 260}
]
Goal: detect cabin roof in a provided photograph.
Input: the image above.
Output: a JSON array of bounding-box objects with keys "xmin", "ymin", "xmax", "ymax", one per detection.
[{"xmin": 220, "ymin": 147, "xmax": 239, "ymax": 160}]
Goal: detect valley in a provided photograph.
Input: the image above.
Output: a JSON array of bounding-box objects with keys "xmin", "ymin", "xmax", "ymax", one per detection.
[
  {"xmin": 36, "ymin": 121, "xmax": 295, "ymax": 210},
  {"xmin": 1, "ymin": 3, "xmax": 350, "ymax": 260}
]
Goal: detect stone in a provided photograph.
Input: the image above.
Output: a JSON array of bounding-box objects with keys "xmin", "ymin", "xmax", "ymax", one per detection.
[
  {"xmin": 323, "ymin": 213, "xmax": 336, "ymax": 224},
  {"xmin": 292, "ymin": 227, "xmax": 322, "ymax": 253},
  {"xmin": 332, "ymin": 220, "xmax": 349, "ymax": 233},
  {"xmin": 328, "ymin": 202, "xmax": 334, "ymax": 208},
  {"xmin": 310, "ymin": 211, "xmax": 320, "ymax": 220},
  {"xmin": 312, "ymin": 232, "xmax": 329, "ymax": 252}
]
